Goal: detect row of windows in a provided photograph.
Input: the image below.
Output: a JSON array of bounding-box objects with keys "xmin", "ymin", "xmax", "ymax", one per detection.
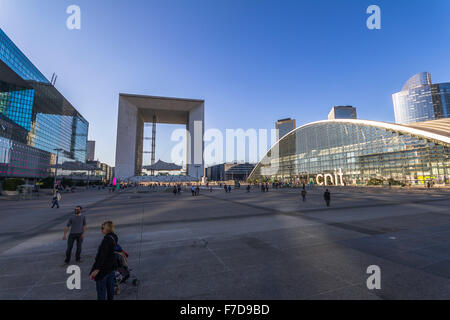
[
  {"xmin": 0, "ymin": 29, "xmax": 49, "ymax": 83},
  {"xmin": 0, "ymin": 138, "xmax": 52, "ymax": 177}
]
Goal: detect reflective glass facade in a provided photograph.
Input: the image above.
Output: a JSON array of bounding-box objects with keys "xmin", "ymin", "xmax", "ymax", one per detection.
[
  {"xmin": 0, "ymin": 29, "xmax": 49, "ymax": 83},
  {"xmin": 27, "ymin": 82, "xmax": 88, "ymax": 163},
  {"xmin": 0, "ymin": 114, "xmax": 52, "ymax": 178},
  {"xmin": 249, "ymin": 120, "xmax": 450, "ymax": 186},
  {"xmin": 328, "ymin": 106, "xmax": 357, "ymax": 120},
  {"xmin": 0, "ymin": 80, "xmax": 34, "ymax": 130},
  {"xmin": 0, "ymin": 29, "xmax": 88, "ymax": 179},
  {"xmin": 393, "ymin": 72, "xmax": 450, "ymax": 124},
  {"xmin": 276, "ymin": 119, "xmax": 296, "ymax": 140}
]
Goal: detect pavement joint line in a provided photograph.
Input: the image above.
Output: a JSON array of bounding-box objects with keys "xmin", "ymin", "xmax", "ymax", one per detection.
[
  {"xmin": 241, "ymin": 235, "xmax": 360, "ymax": 288},
  {"xmin": 202, "ymin": 193, "xmax": 450, "ymax": 235},
  {"xmin": 384, "ymin": 253, "xmax": 450, "ymax": 272},
  {"xmin": 206, "ymin": 246, "xmax": 232, "ymax": 272},
  {"xmin": 0, "ymin": 279, "xmax": 68, "ymax": 292},
  {"xmin": 329, "ymin": 237, "xmax": 450, "ymax": 278},
  {"xmin": 306, "ymin": 282, "xmax": 379, "ymax": 300},
  {"xmin": 202, "ymin": 192, "xmax": 450, "ymax": 215},
  {"xmin": 0, "ymin": 192, "xmax": 121, "ymax": 255},
  {"xmin": 20, "ymin": 272, "xmax": 47, "ymax": 300},
  {"xmin": 201, "ymin": 194, "xmax": 385, "ymax": 235},
  {"xmin": 135, "ymin": 204, "xmax": 145, "ymax": 300},
  {"xmin": 3, "ymin": 188, "xmax": 450, "ymax": 300},
  {"xmin": 2, "ymin": 210, "xmax": 444, "ymax": 261}
]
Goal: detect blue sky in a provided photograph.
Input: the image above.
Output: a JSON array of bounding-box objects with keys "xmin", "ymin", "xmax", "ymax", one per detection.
[{"xmin": 0, "ymin": 0, "xmax": 449, "ymax": 166}]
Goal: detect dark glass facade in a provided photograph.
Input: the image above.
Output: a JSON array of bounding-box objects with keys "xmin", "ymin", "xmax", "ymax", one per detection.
[
  {"xmin": 276, "ymin": 118, "xmax": 296, "ymax": 141},
  {"xmin": 0, "ymin": 78, "xmax": 34, "ymax": 131},
  {"xmin": 0, "ymin": 29, "xmax": 49, "ymax": 83},
  {"xmin": 0, "ymin": 29, "xmax": 88, "ymax": 179},
  {"xmin": 206, "ymin": 162, "xmax": 255, "ymax": 181},
  {"xmin": 328, "ymin": 106, "xmax": 357, "ymax": 120},
  {"xmin": 27, "ymin": 82, "xmax": 88, "ymax": 163}
]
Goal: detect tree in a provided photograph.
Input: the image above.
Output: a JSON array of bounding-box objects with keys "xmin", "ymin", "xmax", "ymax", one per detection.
[{"xmin": 2, "ymin": 178, "xmax": 25, "ymax": 191}]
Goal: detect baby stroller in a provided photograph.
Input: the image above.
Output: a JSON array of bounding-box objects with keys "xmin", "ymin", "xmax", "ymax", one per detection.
[{"xmin": 113, "ymin": 244, "xmax": 139, "ymax": 295}]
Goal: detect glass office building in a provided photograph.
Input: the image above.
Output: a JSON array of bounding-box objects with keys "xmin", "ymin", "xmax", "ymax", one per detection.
[
  {"xmin": 393, "ymin": 72, "xmax": 450, "ymax": 124},
  {"xmin": 328, "ymin": 106, "xmax": 357, "ymax": 120},
  {"xmin": 249, "ymin": 119, "xmax": 450, "ymax": 186},
  {"xmin": 0, "ymin": 28, "xmax": 88, "ymax": 179},
  {"xmin": 276, "ymin": 118, "xmax": 296, "ymax": 140}
]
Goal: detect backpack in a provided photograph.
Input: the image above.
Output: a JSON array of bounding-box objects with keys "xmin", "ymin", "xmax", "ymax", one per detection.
[{"xmin": 107, "ymin": 235, "xmax": 120, "ymax": 269}]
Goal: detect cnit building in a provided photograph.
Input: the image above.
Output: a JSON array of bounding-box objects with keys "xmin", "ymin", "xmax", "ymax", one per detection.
[
  {"xmin": 0, "ymin": 29, "xmax": 88, "ymax": 180},
  {"xmin": 249, "ymin": 72, "xmax": 450, "ymax": 186}
]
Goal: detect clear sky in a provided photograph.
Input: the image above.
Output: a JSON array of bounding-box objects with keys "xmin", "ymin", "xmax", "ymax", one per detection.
[{"xmin": 0, "ymin": 0, "xmax": 449, "ymax": 166}]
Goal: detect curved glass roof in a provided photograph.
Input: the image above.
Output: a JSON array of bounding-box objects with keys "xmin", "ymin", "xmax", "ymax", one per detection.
[
  {"xmin": 278, "ymin": 119, "xmax": 450, "ymax": 150},
  {"xmin": 405, "ymin": 118, "xmax": 450, "ymax": 139},
  {"xmin": 250, "ymin": 119, "xmax": 450, "ymax": 178}
]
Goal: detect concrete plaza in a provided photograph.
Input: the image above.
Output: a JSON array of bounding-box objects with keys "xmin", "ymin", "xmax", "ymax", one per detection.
[{"xmin": 0, "ymin": 185, "xmax": 450, "ymax": 300}]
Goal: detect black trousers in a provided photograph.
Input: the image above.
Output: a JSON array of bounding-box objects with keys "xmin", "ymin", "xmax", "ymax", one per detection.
[
  {"xmin": 66, "ymin": 233, "xmax": 83, "ymax": 262},
  {"xmin": 325, "ymin": 199, "xmax": 330, "ymax": 207}
]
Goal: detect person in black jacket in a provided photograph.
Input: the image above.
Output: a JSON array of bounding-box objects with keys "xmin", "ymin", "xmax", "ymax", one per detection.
[
  {"xmin": 324, "ymin": 189, "xmax": 331, "ymax": 207},
  {"xmin": 90, "ymin": 221, "xmax": 118, "ymax": 300}
]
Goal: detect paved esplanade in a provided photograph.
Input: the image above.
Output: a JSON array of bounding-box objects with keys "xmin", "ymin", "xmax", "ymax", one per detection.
[{"xmin": 0, "ymin": 187, "xmax": 450, "ymax": 300}]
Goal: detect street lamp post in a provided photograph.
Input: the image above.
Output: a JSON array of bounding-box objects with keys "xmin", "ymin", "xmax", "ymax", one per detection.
[
  {"xmin": 86, "ymin": 165, "xmax": 94, "ymax": 189},
  {"xmin": 195, "ymin": 164, "xmax": 201, "ymax": 181},
  {"xmin": 87, "ymin": 167, "xmax": 90, "ymax": 189},
  {"xmin": 53, "ymin": 148, "xmax": 64, "ymax": 194},
  {"xmin": 4, "ymin": 147, "xmax": 9, "ymax": 180}
]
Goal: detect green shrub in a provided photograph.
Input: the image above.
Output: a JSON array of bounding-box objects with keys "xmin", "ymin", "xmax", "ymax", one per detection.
[
  {"xmin": 76, "ymin": 181, "xmax": 87, "ymax": 187},
  {"xmin": 367, "ymin": 178, "xmax": 384, "ymax": 186},
  {"xmin": 2, "ymin": 178, "xmax": 25, "ymax": 191},
  {"xmin": 387, "ymin": 178, "xmax": 403, "ymax": 186},
  {"xmin": 61, "ymin": 178, "xmax": 75, "ymax": 187},
  {"xmin": 40, "ymin": 177, "xmax": 54, "ymax": 189}
]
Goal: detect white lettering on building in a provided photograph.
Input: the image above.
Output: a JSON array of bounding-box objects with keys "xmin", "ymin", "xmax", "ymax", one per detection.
[{"xmin": 317, "ymin": 168, "xmax": 344, "ymax": 186}]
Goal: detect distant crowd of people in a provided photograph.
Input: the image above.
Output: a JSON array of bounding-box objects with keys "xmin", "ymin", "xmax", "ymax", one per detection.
[{"xmin": 166, "ymin": 181, "xmax": 334, "ymax": 208}]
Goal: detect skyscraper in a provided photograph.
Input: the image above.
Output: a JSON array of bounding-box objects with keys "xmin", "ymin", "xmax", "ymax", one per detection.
[
  {"xmin": 392, "ymin": 72, "xmax": 450, "ymax": 124},
  {"xmin": 86, "ymin": 140, "xmax": 96, "ymax": 161},
  {"xmin": 275, "ymin": 118, "xmax": 296, "ymax": 140},
  {"xmin": 328, "ymin": 106, "xmax": 357, "ymax": 120}
]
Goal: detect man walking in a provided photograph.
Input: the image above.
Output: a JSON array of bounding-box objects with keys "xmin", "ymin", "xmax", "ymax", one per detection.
[
  {"xmin": 301, "ymin": 189, "xmax": 307, "ymax": 202},
  {"xmin": 62, "ymin": 206, "xmax": 87, "ymax": 264},
  {"xmin": 51, "ymin": 191, "xmax": 61, "ymax": 209},
  {"xmin": 323, "ymin": 189, "xmax": 331, "ymax": 207}
]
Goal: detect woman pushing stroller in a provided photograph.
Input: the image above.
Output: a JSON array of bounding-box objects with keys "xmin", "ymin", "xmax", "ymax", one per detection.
[{"xmin": 90, "ymin": 221, "xmax": 118, "ymax": 300}]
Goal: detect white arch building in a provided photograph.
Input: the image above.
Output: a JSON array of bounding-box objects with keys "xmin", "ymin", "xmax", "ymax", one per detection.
[{"xmin": 115, "ymin": 94, "xmax": 204, "ymax": 180}]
